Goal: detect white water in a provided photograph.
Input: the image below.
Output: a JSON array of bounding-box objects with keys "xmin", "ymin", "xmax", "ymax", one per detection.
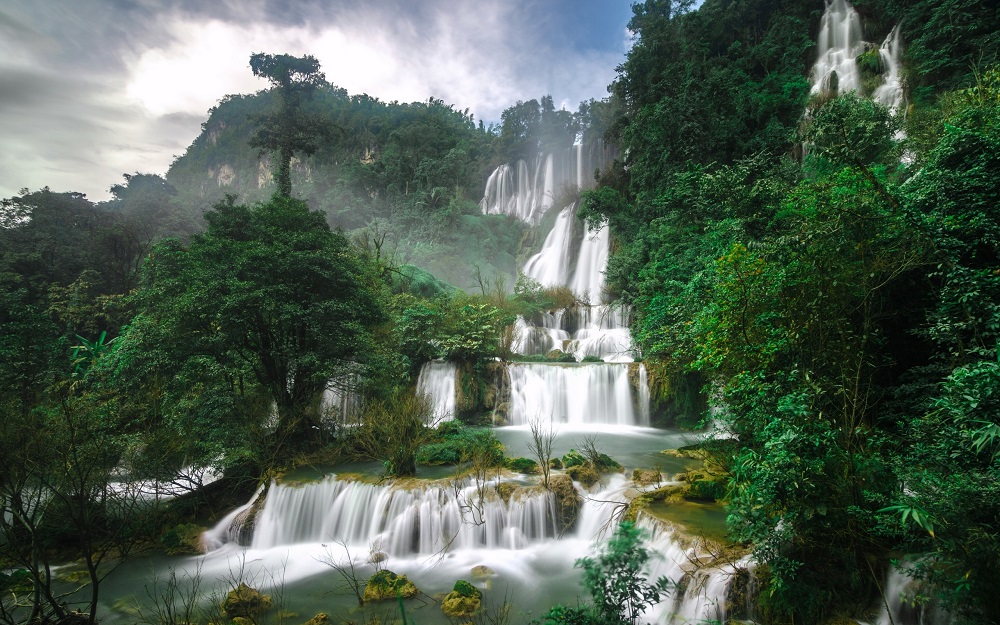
[
  {"xmin": 416, "ymin": 361, "xmax": 457, "ymax": 422},
  {"xmin": 873, "ymin": 25, "xmax": 905, "ymax": 113},
  {"xmin": 514, "ymin": 305, "xmax": 633, "ymax": 362},
  {"xmin": 522, "ymin": 205, "xmax": 575, "ymax": 287},
  {"xmin": 243, "ymin": 477, "xmax": 558, "ymax": 554},
  {"xmin": 505, "ymin": 363, "xmax": 649, "ymax": 427},
  {"xmin": 480, "ymin": 142, "xmax": 613, "ymax": 225},
  {"xmin": 810, "ymin": 0, "xmax": 865, "ymax": 96},
  {"xmin": 200, "ymin": 473, "xmax": 731, "ymax": 621},
  {"xmin": 637, "ymin": 514, "xmax": 749, "ymax": 623},
  {"xmin": 810, "ymin": 0, "xmax": 906, "ymax": 112}
]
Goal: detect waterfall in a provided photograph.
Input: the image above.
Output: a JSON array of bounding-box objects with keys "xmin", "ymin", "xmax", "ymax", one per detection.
[
  {"xmin": 865, "ymin": 564, "xmax": 951, "ymax": 625},
  {"xmin": 416, "ymin": 361, "xmax": 457, "ymax": 422},
  {"xmin": 210, "ymin": 476, "xmax": 559, "ymax": 555},
  {"xmin": 480, "ymin": 140, "xmax": 615, "ymax": 225},
  {"xmin": 505, "ymin": 363, "xmax": 649, "ymax": 426},
  {"xmin": 635, "ymin": 514, "xmax": 749, "ymax": 624},
  {"xmin": 523, "ymin": 205, "xmax": 576, "ymax": 288},
  {"xmin": 810, "ymin": 0, "xmax": 906, "ymax": 112},
  {"xmin": 873, "ymin": 25, "xmax": 905, "ymax": 113},
  {"xmin": 569, "ymin": 220, "xmax": 610, "ymax": 304},
  {"xmin": 521, "ymin": 204, "xmax": 611, "ymax": 305},
  {"xmin": 514, "ymin": 305, "xmax": 633, "ymax": 362},
  {"xmin": 810, "ymin": 0, "xmax": 865, "ymax": 97}
]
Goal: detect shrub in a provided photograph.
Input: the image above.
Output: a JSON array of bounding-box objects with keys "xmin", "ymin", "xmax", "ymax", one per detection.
[{"xmin": 505, "ymin": 457, "xmax": 540, "ymax": 473}]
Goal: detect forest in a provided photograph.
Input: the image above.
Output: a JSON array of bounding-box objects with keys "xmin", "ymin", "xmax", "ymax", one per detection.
[{"xmin": 1, "ymin": 0, "xmax": 998, "ymax": 624}]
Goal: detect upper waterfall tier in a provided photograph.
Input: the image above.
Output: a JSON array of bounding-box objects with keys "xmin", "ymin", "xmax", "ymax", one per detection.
[
  {"xmin": 514, "ymin": 305, "xmax": 632, "ymax": 362},
  {"xmin": 809, "ymin": 0, "xmax": 905, "ymax": 110},
  {"xmin": 521, "ymin": 204, "xmax": 610, "ymax": 305},
  {"xmin": 480, "ymin": 141, "xmax": 615, "ymax": 225},
  {"xmin": 810, "ymin": 0, "xmax": 865, "ymax": 96}
]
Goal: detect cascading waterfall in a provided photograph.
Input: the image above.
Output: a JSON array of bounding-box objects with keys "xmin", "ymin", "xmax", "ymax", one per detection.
[
  {"xmin": 505, "ymin": 363, "xmax": 649, "ymax": 427},
  {"xmin": 480, "ymin": 141, "xmax": 614, "ymax": 225},
  {"xmin": 636, "ymin": 514, "xmax": 750, "ymax": 624},
  {"xmin": 520, "ymin": 203, "xmax": 611, "ymax": 305},
  {"xmin": 515, "ymin": 305, "xmax": 633, "ymax": 362},
  {"xmin": 810, "ymin": 0, "xmax": 865, "ymax": 96},
  {"xmin": 416, "ymin": 361, "xmax": 457, "ymax": 422},
  {"xmin": 226, "ymin": 477, "xmax": 559, "ymax": 555},
  {"xmin": 873, "ymin": 25, "xmax": 905, "ymax": 113},
  {"xmin": 522, "ymin": 205, "xmax": 576, "ymax": 287},
  {"xmin": 810, "ymin": 0, "xmax": 906, "ymax": 110},
  {"xmin": 204, "ymin": 475, "xmax": 734, "ymax": 620}
]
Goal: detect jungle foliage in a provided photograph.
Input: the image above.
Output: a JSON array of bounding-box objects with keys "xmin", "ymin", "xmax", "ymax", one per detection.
[{"xmin": 575, "ymin": 0, "xmax": 1000, "ymax": 623}]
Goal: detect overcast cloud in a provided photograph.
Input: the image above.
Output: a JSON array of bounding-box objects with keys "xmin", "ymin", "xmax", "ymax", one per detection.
[{"xmin": 0, "ymin": 0, "xmax": 634, "ymax": 201}]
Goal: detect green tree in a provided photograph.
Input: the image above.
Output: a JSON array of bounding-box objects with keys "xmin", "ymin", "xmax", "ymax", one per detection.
[
  {"xmin": 249, "ymin": 53, "xmax": 335, "ymax": 197},
  {"xmin": 539, "ymin": 521, "xmax": 669, "ymax": 625},
  {"xmin": 117, "ymin": 195, "xmax": 388, "ymax": 456}
]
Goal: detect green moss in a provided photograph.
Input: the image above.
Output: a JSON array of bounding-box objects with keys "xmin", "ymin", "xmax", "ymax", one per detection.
[
  {"xmin": 505, "ymin": 457, "xmax": 539, "ymax": 473},
  {"xmin": 441, "ymin": 580, "xmax": 482, "ymax": 618},
  {"xmin": 566, "ymin": 464, "xmax": 600, "ymax": 488},
  {"xmin": 562, "ymin": 449, "xmax": 586, "ymax": 468},
  {"xmin": 160, "ymin": 523, "xmax": 206, "ymax": 555},
  {"xmin": 594, "ymin": 453, "xmax": 623, "ymax": 472},
  {"xmin": 222, "ymin": 583, "xmax": 273, "ymax": 619},
  {"xmin": 452, "ymin": 579, "xmax": 479, "ymax": 597},
  {"xmin": 545, "ymin": 349, "xmax": 577, "ymax": 363},
  {"xmin": 362, "ymin": 569, "xmax": 419, "ymax": 602}
]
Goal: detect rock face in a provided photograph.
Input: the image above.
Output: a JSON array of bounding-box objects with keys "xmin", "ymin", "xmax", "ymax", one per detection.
[
  {"xmin": 362, "ymin": 570, "xmax": 419, "ymax": 602},
  {"xmin": 441, "ymin": 580, "xmax": 482, "ymax": 618},
  {"xmin": 228, "ymin": 484, "xmax": 269, "ymax": 545},
  {"xmin": 222, "ymin": 583, "xmax": 273, "ymax": 619},
  {"xmin": 549, "ymin": 474, "xmax": 582, "ymax": 532}
]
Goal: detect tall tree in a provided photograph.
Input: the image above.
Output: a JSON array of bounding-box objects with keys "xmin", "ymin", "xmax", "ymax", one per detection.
[
  {"xmin": 249, "ymin": 53, "xmax": 335, "ymax": 197},
  {"xmin": 116, "ymin": 195, "xmax": 388, "ymax": 456}
]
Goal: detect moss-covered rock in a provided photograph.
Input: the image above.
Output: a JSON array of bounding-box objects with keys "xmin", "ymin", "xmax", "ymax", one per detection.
[
  {"xmin": 631, "ymin": 468, "xmax": 662, "ymax": 486},
  {"xmin": 362, "ymin": 569, "xmax": 419, "ymax": 602},
  {"xmin": 301, "ymin": 613, "xmax": 330, "ymax": 625},
  {"xmin": 494, "ymin": 482, "xmax": 516, "ymax": 502},
  {"xmin": 545, "ymin": 349, "xmax": 576, "ymax": 362},
  {"xmin": 222, "ymin": 583, "xmax": 273, "ymax": 619},
  {"xmin": 441, "ymin": 580, "xmax": 482, "ymax": 618},
  {"xmin": 549, "ymin": 474, "xmax": 582, "ymax": 532},
  {"xmin": 471, "ymin": 565, "xmax": 496, "ymax": 579},
  {"xmin": 566, "ymin": 464, "xmax": 600, "ymax": 488},
  {"xmin": 160, "ymin": 523, "xmax": 207, "ymax": 555}
]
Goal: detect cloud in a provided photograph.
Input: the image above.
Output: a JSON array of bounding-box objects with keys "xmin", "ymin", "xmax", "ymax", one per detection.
[{"xmin": 0, "ymin": 0, "xmax": 630, "ymax": 201}]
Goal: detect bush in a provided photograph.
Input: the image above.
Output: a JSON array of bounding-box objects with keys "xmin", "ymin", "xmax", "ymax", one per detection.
[
  {"xmin": 416, "ymin": 422, "xmax": 505, "ymax": 466},
  {"xmin": 562, "ymin": 449, "xmax": 586, "ymax": 468},
  {"xmin": 505, "ymin": 457, "xmax": 540, "ymax": 473}
]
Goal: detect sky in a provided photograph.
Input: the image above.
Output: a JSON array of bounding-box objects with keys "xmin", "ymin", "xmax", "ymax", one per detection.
[{"xmin": 0, "ymin": 0, "xmax": 636, "ymax": 201}]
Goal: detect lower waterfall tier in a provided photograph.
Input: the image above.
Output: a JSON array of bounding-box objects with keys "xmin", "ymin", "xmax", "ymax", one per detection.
[{"xmin": 201, "ymin": 474, "xmax": 743, "ymax": 623}]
